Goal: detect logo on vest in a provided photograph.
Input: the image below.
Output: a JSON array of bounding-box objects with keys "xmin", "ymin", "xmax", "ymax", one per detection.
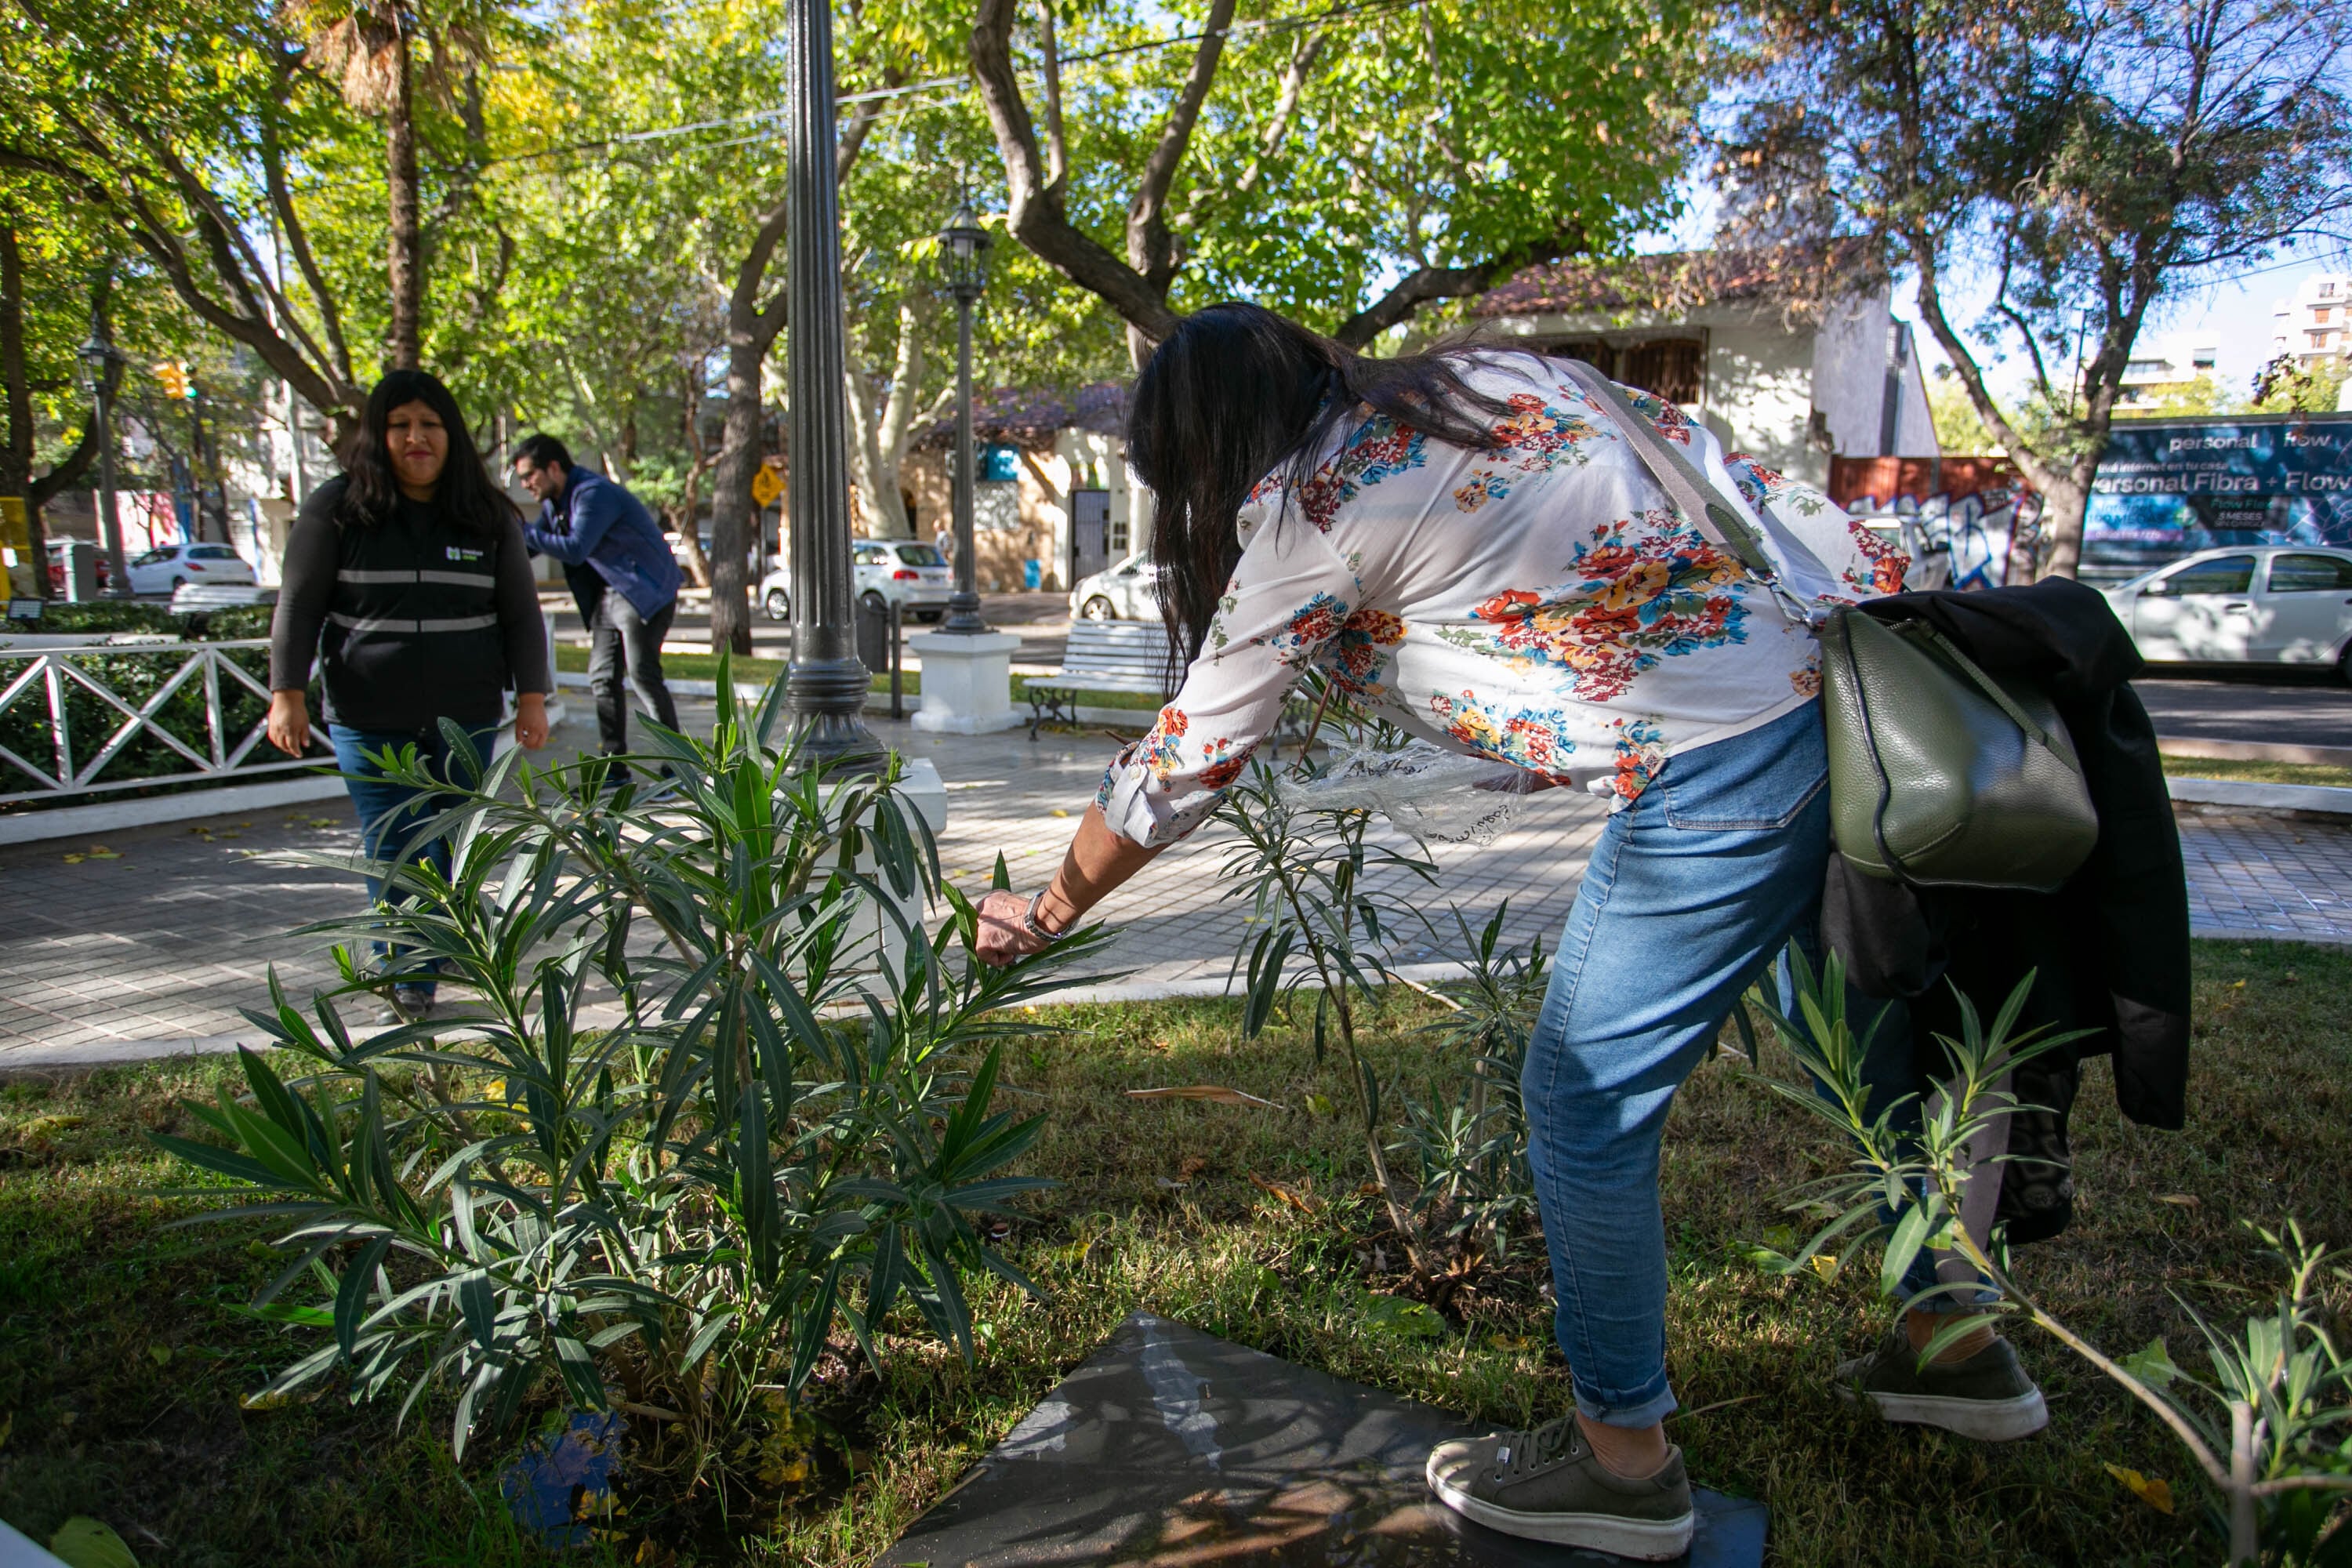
[{"xmin": 446, "ymin": 546, "xmax": 485, "ymax": 562}]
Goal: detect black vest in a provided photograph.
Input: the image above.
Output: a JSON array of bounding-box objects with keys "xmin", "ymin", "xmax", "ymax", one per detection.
[{"xmin": 320, "ymin": 499, "xmax": 510, "ymax": 734}]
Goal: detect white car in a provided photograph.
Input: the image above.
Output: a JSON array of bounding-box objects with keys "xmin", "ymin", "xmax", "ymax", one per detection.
[
  {"xmin": 126, "ymin": 542, "xmax": 255, "ymax": 596},
  {"xmin": 1069, "ymin": 554, "xmax": 1161, "ymax": 620},
  {"xmin": 2100, "ymin": 545, "xmax": 2352, "ymax": 679},
  {"xmin": 758, "ymin": 538, "xmax": 953, "ymax": 622}
]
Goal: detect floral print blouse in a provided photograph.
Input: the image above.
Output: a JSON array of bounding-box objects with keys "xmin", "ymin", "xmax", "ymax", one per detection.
[{"xmin": 1096, "ymin": 354, "xmax": 1907, "ymax": 848}]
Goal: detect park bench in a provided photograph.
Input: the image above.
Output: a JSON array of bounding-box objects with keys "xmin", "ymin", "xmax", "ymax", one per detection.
[
  {"xmin": 1023, "ymin": 619, "xmax": 1318, "ymax": 753},
  {"xmin": 1025, "ymin": 619, "xmax": 1173, "ymax": 739}
]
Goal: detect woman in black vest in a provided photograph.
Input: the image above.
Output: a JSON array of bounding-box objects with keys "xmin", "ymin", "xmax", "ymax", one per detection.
[{"xmin": 267, "ymin": 369, "xmax": 553, "ymax": 1022}]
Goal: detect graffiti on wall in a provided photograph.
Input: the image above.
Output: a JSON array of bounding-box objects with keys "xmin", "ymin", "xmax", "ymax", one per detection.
[{"xmin": 1827, "ymin": 457, "xmax": 2042, "ymax": 590}]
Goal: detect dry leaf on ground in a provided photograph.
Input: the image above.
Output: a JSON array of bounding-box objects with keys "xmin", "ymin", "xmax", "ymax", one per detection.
[
  {"xmin": 1124, "ymin": 1085, "xmax": 1276, "ymax": 1109},
  {"xmin": 2103, "ymin": 1463, "xmax": 2174, "ymax": 1514},
  {"xmin": 1249, "ymin": 1172, "xmax": 1321, "ymax": 1214}
]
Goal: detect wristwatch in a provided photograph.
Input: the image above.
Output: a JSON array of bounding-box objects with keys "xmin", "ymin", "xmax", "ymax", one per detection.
[{"xmin": 1022, "ymin": 891, "xmax": 1069, "ymax": 945}]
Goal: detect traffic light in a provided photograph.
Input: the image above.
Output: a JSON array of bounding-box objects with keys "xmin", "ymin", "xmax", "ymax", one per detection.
[{"xmin": 154, "ymin": 361, "xmax": 194, "ymax": 400}]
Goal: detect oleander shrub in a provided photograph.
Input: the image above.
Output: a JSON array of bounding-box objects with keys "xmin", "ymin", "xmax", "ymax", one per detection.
[
  {"xmin": 1749, "ymin": 953, "xmax": 2352, "ymax": 1565},
  {"xmin": 154, "ymin": 668, "xmax": 1102, "ymax": 1534}
]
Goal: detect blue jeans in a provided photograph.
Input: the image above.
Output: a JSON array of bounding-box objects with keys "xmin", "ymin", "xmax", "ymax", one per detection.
[
  {"xmin": 331, "ymin": 722, "xmax": 499, "ymax": 995},
  {"xmin": 1523, "ymin": 700, "xmax": 1831, "ymax": 1428}
]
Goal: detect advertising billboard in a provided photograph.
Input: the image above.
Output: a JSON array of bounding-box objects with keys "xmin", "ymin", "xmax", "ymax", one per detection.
[{"xmin": 2085, "ymin": 412, "xmax": 2352, "ymax": 576}]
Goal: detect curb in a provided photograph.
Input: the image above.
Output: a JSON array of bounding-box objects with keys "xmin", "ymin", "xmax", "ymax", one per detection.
[
  {"xmin": 2194, "ymin": 925, "xmax": 2352, "ymax": 949},
  {"xmin": 0, "ymin": 960, "xmax": 1483, "ymax": 1078},
  {"xmin": 2160, "ymin": 735, "xmax": 2352, "ymax": 768},
  {"xmin": 0, "ymin": 775, "xmax": 347, "ymax": 846},
  {"xmin": 2166, "ymin": 775, "xmax": 2352, "ymax": 820}
]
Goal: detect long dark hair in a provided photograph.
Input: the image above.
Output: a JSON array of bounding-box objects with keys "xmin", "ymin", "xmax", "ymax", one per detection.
[
  {"xmin": 1127, "ymin": 303, "xmax": 1520, "ymax": 666},
  {"xmin": 334, "ymin": 368, "xmax": 515, "ymax": 534}
]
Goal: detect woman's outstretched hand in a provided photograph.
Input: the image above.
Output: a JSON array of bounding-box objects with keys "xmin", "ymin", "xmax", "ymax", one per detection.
[{"xmin": 975, "ymin": 889, "xmax": 1053, "ymax": 967}]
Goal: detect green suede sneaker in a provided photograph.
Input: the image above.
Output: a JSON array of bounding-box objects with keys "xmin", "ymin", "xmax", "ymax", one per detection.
[
  {"xmin": 1425, "ymin": 1414, "xmax": 1694, "ymax": 1560},
  {"xmin": 1837, "ymin": 1327, "xmax": 2049, "ymax": 1440}
]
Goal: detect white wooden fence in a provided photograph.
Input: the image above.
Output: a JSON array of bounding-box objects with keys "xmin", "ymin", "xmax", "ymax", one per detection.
[{"xmin": 0, "ymin": 639, "xmax": 324, "ymax": 805}]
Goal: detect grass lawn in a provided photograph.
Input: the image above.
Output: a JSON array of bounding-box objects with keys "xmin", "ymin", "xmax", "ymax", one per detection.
[
  {"xmin": 4, "ymin": 940, "xmax": 2347, "ymax": 1565},
  {"xmin": 2161, "ymin": 752, "xmax": 2352, "ymax": 789},
  {"xmin": 550, "ymin": 645, "xmax": 1165, "ymax": 713}
]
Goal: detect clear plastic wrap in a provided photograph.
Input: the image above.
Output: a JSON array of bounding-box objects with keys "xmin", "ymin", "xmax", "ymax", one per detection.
[{"xmin": 1272, "ymin": 736, "xmax": 1541, "ymax": 845}]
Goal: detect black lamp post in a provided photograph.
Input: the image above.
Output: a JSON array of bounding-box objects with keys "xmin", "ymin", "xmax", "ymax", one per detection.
[
  {"xmin": 777, "ymin": 0, "xmax": 882, "ymax": 768},
  {"xmin": 74, "ymin": 321, "xmax": 132, "ymax": 600},
  {"xmin": 938, "ymin": 199, "xmax": 991, "ymax": 636}
]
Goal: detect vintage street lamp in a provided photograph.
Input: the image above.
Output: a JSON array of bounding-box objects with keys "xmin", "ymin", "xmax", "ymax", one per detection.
[
  {"xmin": 905, "ymin": 197, "xmax": 1021, "ymax": 735},
  {"xmin": 938, "ymin": 198, "xmax": 992, "ymax": 635},
  {"xmin": 75, "ymin": 320, "xmax": 132, "ymax": 599},
  {"xmin": 777, "ymin": 0, "xmax": 882, "ymax": 768}
]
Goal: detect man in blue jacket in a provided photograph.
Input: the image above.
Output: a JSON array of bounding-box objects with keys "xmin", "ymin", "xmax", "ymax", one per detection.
[{"xmin": 511, "ymin": 434, "xmax": 684, "ymax": 760}]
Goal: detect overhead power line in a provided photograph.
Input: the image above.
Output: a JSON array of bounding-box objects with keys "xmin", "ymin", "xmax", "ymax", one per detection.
[{"xmin": 484, "ymin": 0, "xmax": 1436, "ymax": 171}]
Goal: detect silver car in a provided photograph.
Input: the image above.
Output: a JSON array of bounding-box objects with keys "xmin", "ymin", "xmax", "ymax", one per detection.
[
  {"xmin": 758, "ymin": 539, "xmax": 954, "ymax": 622},
  {"xmin": 1068, "ymin": 554, "xmax": 1161, "ymax": 620},
  {"xmin": 2100, "ymin": 545, "xmax": 2352, "ymax": 679}
]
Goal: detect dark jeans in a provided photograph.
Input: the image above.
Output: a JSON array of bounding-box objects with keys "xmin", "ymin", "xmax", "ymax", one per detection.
[
  {"xmin": 588, "ymin": 591, "xmax": 680, "ymax": 756},
  {"xmin": 332, "ymin": 721, "xmax": 499, "ymax": 996}
]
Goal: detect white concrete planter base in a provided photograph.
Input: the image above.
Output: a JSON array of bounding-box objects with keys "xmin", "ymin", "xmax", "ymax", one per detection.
[{"xmin": 906, "ymin": 631, "xmax": 1024, "ymax": 735}]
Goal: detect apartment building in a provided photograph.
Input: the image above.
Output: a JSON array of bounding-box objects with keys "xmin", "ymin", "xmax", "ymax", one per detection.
[{"xmin": 2271, "ymin": 273, "xmax": 2350, "ymax": 367}]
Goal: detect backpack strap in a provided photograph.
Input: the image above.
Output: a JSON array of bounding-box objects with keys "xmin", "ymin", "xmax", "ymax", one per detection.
[{"xmin": 1555, "ymin": 360, "xmax": 1777, "ymax": 583}]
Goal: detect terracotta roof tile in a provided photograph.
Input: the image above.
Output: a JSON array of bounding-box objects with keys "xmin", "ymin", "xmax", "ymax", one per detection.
[
  {"xmin": 1471, "ymin": 241, "xmax": 1880, "ymax": 319},
  {"xmin": 912, "ymin": 381, "xmax": 1131, "ymax": 452}
]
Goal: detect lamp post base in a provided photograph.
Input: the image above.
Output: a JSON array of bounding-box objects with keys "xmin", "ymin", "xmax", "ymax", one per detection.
[
  {"xmin": 784, "ymin": 655, "xmax": 887, "ymax": 769},
  {"xmin": 907, "ymin": 630, "xmax": 1022, "ymax": 734},
  {"xmin": 939, "ymin": 590, "xmax": 988, "ymax": 635}
]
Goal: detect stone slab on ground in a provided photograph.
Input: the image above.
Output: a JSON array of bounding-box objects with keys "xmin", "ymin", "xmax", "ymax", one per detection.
[{"xmin": 879, "ymin": 1313, "xmax": 1765, "ymax": 1568}]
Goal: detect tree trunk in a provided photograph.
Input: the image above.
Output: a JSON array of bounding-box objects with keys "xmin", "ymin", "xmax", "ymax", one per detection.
[
  {"xmin": 846, "ymin": 301, "xmax": 946, "ymax": 540},
  {"xmin": 2, "ymin": 238, "xmax": 115, "ymax": 595},
  {"xmin": 384, "ymin": 16, "xmax": 423, "ymax": 371},
  {"xmin": 845, "ymin": 379, "xmax": 909, "ymax": 538},
  {"xmin": 672, "ymin": 365, "xmax": 713, "ymax": 588},
  {"xmin": 2033, "ymin": 475, "xmax": 2089, "ymax": 583},
  {"xmin": 0, "ymin": 224, "xmax": 42, "ymax": 594},
  {"xmin": 708, "ymin": 332, "xmax": 763, "ymax": 656},
  {"xmin": 710, "ymin": 194, "xmax": 790, "ymax": 658},
  {"xmin": 0, "ymin": 227, "xmax": 28, "ymax": 495}
]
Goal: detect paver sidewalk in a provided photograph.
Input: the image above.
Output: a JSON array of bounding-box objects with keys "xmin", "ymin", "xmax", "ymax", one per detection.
[{"xmin": 4, "ymin": 705, "xmax": 2348, "ymax": 1073}]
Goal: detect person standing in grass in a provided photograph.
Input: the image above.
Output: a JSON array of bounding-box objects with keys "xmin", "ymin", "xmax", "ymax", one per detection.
[
  {"xmin": 266, "ymin": 369, "xmax": 552, "ymax": 1024},
  {"xmin": 510, "ymin": 434, "xmax": 683, "ymax": 766},
  {"xmin": 972, "ymin": 303, "xmax": 2040, "ymax": 1561}
]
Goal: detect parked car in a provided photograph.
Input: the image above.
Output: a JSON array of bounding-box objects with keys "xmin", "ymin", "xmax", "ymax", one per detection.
[
  {"xmin": 2100, "ymin": 545, "xmax": 2352, "ymax": 678},
  {"xmin": 1068, "ymin": 554, "xmax": 1161, "ymax": 621},
  {"xmin": 757, "ymin": 539, "xmax": 953, "ymax": 622},
  {"xmin": 125, "ymin": 543, "xmax": 255, "ymax": 596}
]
